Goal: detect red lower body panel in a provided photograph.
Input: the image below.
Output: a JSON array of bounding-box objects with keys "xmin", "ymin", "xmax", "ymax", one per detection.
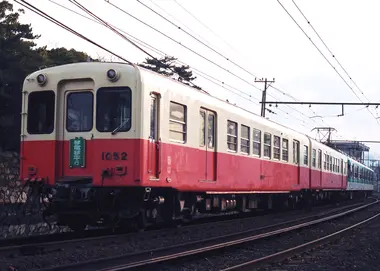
[{"xmin": 20, "ymin": 139, "xmax": 346, "ymax": 192}]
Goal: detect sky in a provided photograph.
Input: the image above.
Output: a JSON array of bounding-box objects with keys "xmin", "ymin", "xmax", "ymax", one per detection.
[{"xmin": 11, "ymin": 0, "xmax": 380, "ymax": 159}]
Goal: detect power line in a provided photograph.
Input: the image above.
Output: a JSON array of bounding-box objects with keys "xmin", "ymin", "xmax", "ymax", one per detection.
[
  {"xmin": 13, "ymin": 0, "xmax": 133, "ymax": 64},
  {"xmin": 103, "ymin": 0, "xmax": 265, "ymax": 94},
  {"xmin": 172, "ymin": 0, "xmax": 241, "ymax": 57},
  {"xmin": 43, "ymin": 0, "xmax": 262, "ymax": 106},
  {"xmin": 277, "ymin": 0, "xmax": 380, "ymax": 127},
  {"xmin": 276, "ymin": 0, "xmax": 362, "ymax": 102},
  {"xmin": 291, "ymin": 1, "xmax": 380, "ymax": 125},
  {"xmin": 166, "ymin": 0, "xmax": 332, "ymax": 126},
  {"xmin": 292, "ymin": 0, "xmax": 369, "ymax": 101},
  {"xmin": 136, "ymin": 0, "xmax": 262, "ymax": 81},
  {"xmin": 69, "ymin": 0, "xmax": 156, "ymax": 60},
  {"xmin": 17, "ymin": 0, "xmax": 337, "ymax": 129}
]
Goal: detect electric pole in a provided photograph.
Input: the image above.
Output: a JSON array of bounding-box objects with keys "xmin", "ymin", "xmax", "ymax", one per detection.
[{"xmin": 255, "ymin": 78, "xmax": 275, "ymax": 117}]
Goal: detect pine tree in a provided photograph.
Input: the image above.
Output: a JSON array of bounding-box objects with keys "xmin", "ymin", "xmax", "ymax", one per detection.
[{"xmin": 138, "ymin": 56, "xmax": 202, "ymax": 90}]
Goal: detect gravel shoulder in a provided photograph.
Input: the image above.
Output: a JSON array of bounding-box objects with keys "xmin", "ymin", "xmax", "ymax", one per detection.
[
  {"xmin": 0, "ymin": 200, "xmax": 366, "ymax": 271},
  {"xmin": 152, "ymin": 201, "xmax": 380, "ymax": 271},
  {"xmin": 261, "ymin": 209, "xmax": 380, "ymax": 271}
]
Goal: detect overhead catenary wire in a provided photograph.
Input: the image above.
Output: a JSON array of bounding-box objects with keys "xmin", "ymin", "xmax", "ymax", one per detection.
[
  {"xmin": 277, "ymin": 0, "xmax": 380, "ymax": 127},
  {"xmin": 291, "ymin": 0, "xmax": 380, "ymax": 125},
  {"xmin": 12, "ymin": 0, "xmax": 133, "ymax": 64},
  {"xmin": 23, "ymin": 0, "xmax": 262, "ymax": 108},
  {"xmin": 103, "ymin": 0, "xmax": 265, "ymax": 93},
  {"xmin": 15, "ymin": 0, "xmax": 337, "ymax": 128},
  {"xmin": 292, "ymin": 0, "xmax": 369, "ymax": 101},
  {"xmin": 136, "ymin": 0, "xmax": 262, "ymax": 80},
  {"xmin": 134, "ymin": 0, "xmax": 325, "ymax": 124},
  {"xmin": 70, "ymin": 0, "xmax": 335, "ymax": 127},
  {"xmin": 163, "ymin": 0, "xmax": 334, "ymax": 126}
]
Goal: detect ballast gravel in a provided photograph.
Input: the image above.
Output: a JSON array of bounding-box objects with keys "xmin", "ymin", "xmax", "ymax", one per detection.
[
  {"xmin": 0, "ymin": 199, "xmax": 371, "ymax": 270},
  {"xmin": 259, "ymin": 208, "xmax": 380, "ymax": 271},
  {"xmin": 148, "ymin": 202, "xmax": 380, "ymax": 271}
]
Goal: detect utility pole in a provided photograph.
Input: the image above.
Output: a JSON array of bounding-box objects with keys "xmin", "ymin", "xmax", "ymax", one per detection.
[{"xmin": 255, "ymin": 78, "xmax": 275, "ymax": 117}]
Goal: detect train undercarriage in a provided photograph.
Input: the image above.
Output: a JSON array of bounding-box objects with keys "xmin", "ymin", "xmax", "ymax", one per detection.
[{"xmin": 38, "ymin": 177, "xmax": 372, "ymax": 232}]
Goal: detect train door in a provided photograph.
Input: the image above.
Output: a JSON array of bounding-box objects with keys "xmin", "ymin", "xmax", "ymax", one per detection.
[
  {"xmin": 148, "ymin": 94, "xmax": 160, "ymax": 179},
  {"xmin": 318, "ymin": 149, "xmax": 322, "ymax": 187},
  {"xmin": 341, "ymin": 159, "xmax": 344, "ymax": 188},
  {"xmin": 293, "ymin": 140, "xmax": 300, "ymax": 184},
  {"xmin": 200, "ymin": 109, "xmax": 216, "ymax": 181},
  {"xmin": 61, "ymin": 89, "xmax": 94, "ymax": 177}
]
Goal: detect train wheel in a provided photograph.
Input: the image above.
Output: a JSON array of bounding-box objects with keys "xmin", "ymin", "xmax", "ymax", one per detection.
[{"xmin": 129, "ymin": 209, "xmax": 148, "ymax": 232}]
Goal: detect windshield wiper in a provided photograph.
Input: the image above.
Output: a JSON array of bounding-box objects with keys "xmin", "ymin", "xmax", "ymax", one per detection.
[{"xmin": 111, "ymin": 118, "xmax": 130, "ymax": 135}]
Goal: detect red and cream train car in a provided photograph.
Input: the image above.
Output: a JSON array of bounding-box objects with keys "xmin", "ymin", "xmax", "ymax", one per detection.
[{"xmin": 19, "ymin": 62, "xmax": 367, "ymax": 230}]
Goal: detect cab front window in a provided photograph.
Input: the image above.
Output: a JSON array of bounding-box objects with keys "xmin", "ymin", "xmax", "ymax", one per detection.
[
  {"xmin": 27, "ymin": 91, "xmax": 55, "ymax": 134},
  {"xmin": 66, "ymin": 91, "xmax": 93, "ymax": 132},
  {"xmin": 96, "ymin": 87, "xmax": 132, "ymax": 133}
]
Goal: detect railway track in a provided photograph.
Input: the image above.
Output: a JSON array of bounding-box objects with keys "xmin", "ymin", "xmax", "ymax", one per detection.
[
  {"xmin": 0, "ymin": 198, "xmax": 363, "ymax": 249},
  {"xmin": 221, "ymin": 212, "xmax": 380, "ymax": 271},
  {"xmin": 28, "ymin": 198, "xmax": 377, "ymax": 271}
]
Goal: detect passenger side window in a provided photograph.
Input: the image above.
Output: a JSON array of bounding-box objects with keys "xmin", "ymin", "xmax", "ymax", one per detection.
[
  {"xmin": 227, "ymin": 120, "xmax": 237, "ymax": 152},
  {"xmin": 282, "ymin": 138, "xmax": 288, "ymax": 161},
  {"xmin": 264, "ymin": 133, "xmax": 271, "ymax": 158},
  {"xmin": 169, "ymin": 102, "xmax": 187, "ymax": 143},
  {"xmin": 241, "ymin": 125, "xmax": 250, "ymax": 154},
  {"xmin": 273, "ymin": 136, "xmax": 280, "ymax": 160},
  {"xmin": 253, "ymin": 129, "xmax": 261, "ymax": 156},
  {"xmin": 312, "ymin": 149, "xmax": 316, "ymax": 167},
  {"xmin": 303, "ymin": 145, "xmax": 308, "ymax": 165},
  {"xmin": 207, "ymin": 113, "xmax": 215, "ymax": 148},
  {"xmin": 293, "ymin": 140, "xmax": 300, "ymax": 164},
  {"xmin": 199, "ymin": 111, "xmax": 205, "ymax": 146},
  {"xmin": 318, "ymin": 150, "xmax": 322, "ymax": 169},
  {"xmin": 329, "ymin": 156, "xmax": 332, "ymax": 171}
]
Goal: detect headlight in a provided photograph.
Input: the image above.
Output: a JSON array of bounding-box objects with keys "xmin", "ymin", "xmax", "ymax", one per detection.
[{"xmin": 107, "ymin": 69, "xmax": 120, "ymax": 82}]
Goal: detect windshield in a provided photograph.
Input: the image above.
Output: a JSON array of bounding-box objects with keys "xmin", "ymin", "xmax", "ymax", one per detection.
[
  {"xmin": 96, "ymin": 87, "xmax": 132, "ymax": 133},
  {"xmin": 66, "ymin": 91, "xmax": 93, "ymax": 132}
]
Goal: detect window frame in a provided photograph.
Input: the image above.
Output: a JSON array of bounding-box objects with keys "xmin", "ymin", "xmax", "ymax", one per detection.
[
  {"xmin": 67, "ymin": 91, "xmax": 94, "ymax": 133},
  {"xmin": 252, "ymin": 129, "xmax": 261, "ymax": 156},
  {"xmin": 303, "ymin": 145, "xmax": 309, "ymax": 165},
  {"xmin": 263, "ymin": 132, "xmax": 272, "ymax": 158},
  {"xmin": 273, "ymin": 135, "xmax": 281, "ymax": 160},
  {"xmin": 227, "ymin": 120, "xmax": 238, "ymax": 152},
  {"xmin": 96, "ymin": 86, "xmax": 132, "ymax": 133},
  {"xmin": 312, "ymin": 149, "xmax": 316, "ymax": 167},
  {"xmin": 199, "ymin": 110, "xmax": 206, "ymax": 147},
  {"xmin": 282, "ymin": 138, "xmax": 289, "ymax": 162},
  {"xmin": 27, "ymin": 90, "xmax": 56, "ymax": 135},
  {"xmin": 240, "ymin": 124, "xmax": 250, "ymax": 154},
  {"xmin": 169, "ymin": 101, "xmax": 187, "ymax": 143}
]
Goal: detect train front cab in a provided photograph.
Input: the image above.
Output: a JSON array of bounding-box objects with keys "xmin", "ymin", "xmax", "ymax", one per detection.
[{"xmin": 20, "ymin": 63, "xmax": 151, "ymax": 229}]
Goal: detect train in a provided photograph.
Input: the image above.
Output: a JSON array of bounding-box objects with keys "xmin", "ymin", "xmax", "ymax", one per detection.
[{"xmin": 19, "ymin": 62, "xmax": 374, "ymax": 231}]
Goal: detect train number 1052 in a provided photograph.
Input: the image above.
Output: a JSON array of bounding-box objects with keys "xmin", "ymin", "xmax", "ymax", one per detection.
[{"xmin": 101, "ymin": 152, "xmax": 128, "ymax": 161}]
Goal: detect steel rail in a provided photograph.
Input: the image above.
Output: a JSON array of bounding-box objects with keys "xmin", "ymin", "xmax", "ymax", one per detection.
[
  {"xmin": 1, "ymin": 199, "xmax": 366, "ymax": 254},
  {"xmin": 99, "ymin": 199, "xmax": 378, "ymax": 271},
  {"xmin": 37, "ymin": 198, "xmax": 377, "ymax": 271},
  {"xmin": 221, "ymin": 211, "xmax": 380, "ymax": 270}
]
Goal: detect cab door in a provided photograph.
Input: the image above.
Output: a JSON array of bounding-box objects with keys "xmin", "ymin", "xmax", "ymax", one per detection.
[
  {"xmin": 293, "ymin": 140, "xmax": 300, "ymax": 184},
  {"xmin": 206, "ymin": 111, "xmax": 216, "ymax": 181},
  {"xmin": 60, "ymin": 89, "xmax": 94, "ymax": 177},
  {"xmin": 199, "ymin": 108, "xmax": 216, "ymax": 181},
  {"xmin": 148, "ymin": 94, "xmax": 159, "ymax": 179}
]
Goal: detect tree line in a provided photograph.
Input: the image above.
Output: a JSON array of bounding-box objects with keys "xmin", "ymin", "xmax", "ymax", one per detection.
[{"xmin": 0, "ymin": 0, "xmax": 200, "ymax": 152}]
